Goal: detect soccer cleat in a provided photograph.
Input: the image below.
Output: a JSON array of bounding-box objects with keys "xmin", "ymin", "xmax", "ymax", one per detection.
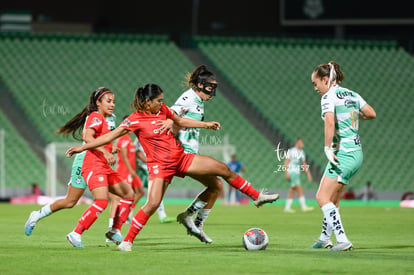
[
  {"xmin": 66, "ymin": 231, "xmax": 84, "ymax": 248},
  {"xmin": 253, "ymin": 192, "xmax": 280, "ymax": 208},
  {"xmin": 330, "ymin": 242, "xmax": 353, "ymax": 251},
  {"xmin": 302, "ymin": 206, "xmax": 314, "ymax": 212},
  {"xmin": 118, "ymin": 241, "xmax": 133, "ymax": 252},
  {"xmin": 24, "ymin": 211, "xmax": 39, "ymax": 236},
  {"xmin": 105, "ymin": 229, "xmax": 123, "ymax": 245},
  {"xmin": 284, "ymin": 208, "xmax": 296, "ymax": 213},
  {"xmin": 177, "ymin": 212, "xmax": 201, "ymax": 237},
  {"xmin": 311, "ymin": 239, "xmax": 333, "ymax": 249},
  {"xmin": 160, "ymin": 216, "xmax": 176, "ymax": 224},
  {"xmin": 197, "ymin": 230, "xmax": 213, "ymax": 244}
]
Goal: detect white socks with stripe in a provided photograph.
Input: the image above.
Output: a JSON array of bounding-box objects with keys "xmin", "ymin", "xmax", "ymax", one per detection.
[{"xmin": 321, "ymin": 202, "xmax": 349, "ymax": 243}]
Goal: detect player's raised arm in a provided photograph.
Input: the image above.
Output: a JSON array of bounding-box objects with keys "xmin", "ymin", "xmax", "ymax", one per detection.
[
  {"xmin": 66, "ymin": 127, "xmax": 130, "ymax": 157},
  {"xmin": 170, "ymin": 112, "xmax": 221, "ymax": 130}
]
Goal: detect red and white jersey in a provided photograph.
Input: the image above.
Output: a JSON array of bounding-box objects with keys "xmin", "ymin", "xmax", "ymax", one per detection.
[
  {"xmin": 82, "ymin": 112, "xmax": 112, "ymax": 171},
  {"xmin": 120, "ymin": 104, "xmax": 185, "ymax": 166},
  {"xmin": 115, "ymin": 134, "xmax": 136, "ymax": 175}
]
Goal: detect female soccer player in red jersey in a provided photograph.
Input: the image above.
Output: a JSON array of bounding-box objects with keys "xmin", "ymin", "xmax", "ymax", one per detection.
[
  {"xmin": 59, "ymin": 87, "xmax": 135, "ymax": 248},
  {"xmin": 66, "ymin": 84, "xmax": 279, "ymax": 252}
]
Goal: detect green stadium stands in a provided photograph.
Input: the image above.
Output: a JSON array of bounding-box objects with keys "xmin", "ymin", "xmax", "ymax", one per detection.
[
  {"xmin": 0, "ymin": 33, "xmax": 283, "ymax": 193},
  {"xmin": 194, "ymin": 36, "xmax": 414, "ymax": 192},
  {"xmin": 0, "ymin": 108, "xmax": 45, "ymax": 190}
]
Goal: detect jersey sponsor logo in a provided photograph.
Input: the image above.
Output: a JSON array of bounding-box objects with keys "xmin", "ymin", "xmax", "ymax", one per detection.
[
  {"xmin": 336, "ymin": 90, "xmax": 355, "ymax": 99},
  {"xmin": 344, "ymin": 98, "xmax": 356, "ymax": 108}
]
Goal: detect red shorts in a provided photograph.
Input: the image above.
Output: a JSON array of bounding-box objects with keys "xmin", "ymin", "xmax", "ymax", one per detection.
[
  {"xmin": 82, "ymin": 167, "xmax": 124, "ymax": 190},
  {"xmin": 126, "ymin": 174, "xmax": 143, "ymax": 189},
  {"xmin": 147, "ymin": 153, "xmax": 195, "ymax": 183}
]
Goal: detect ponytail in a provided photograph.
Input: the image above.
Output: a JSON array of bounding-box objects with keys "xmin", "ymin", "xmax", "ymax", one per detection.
[
  {"xmin": 56, "ymin": 87, "xmax": 112, "ymax": 140},
  {"xmin": 186, "ymin": 65, "xmax": 216, "ymax": 90},
  {"xmin": 313, "ymin": 61, "xmax": 345, "ymax": 85},
  {"xmin": 132, "ymin": 83, "xmax": 164, "ymax": 112}
]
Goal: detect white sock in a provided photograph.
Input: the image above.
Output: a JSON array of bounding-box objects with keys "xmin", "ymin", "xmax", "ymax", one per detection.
[
  {"xmin": 299, "ymin": 196, "xmax": 307, "ymax": 209},
  {"xmin": 285, "ymin": 198, "xmax": 293, "ymax": 210},
  {"xmin": 318, "ymin": 217, "xmax": 332, "ymax": 241},
  {"xmin": 157, "ymin": 201, "xmax": 167, "ymax": 220},
  {"xmin": 37, "ymin": 204, "xmax": 52, "ymax": 220},
  {"xmin": 321, "ymin": 203, "xmax": 349, "ymax": 243},
  {"xmin": 185, "ymin": 198, "xmax": 207, "ymax": 216},
  {"xmin": 108, "ymin": 218, "xmax": 114, "ymax": 229},
  {"xmin": 194, "ymin": 208, "xmax": 211, "ymax": 229}
]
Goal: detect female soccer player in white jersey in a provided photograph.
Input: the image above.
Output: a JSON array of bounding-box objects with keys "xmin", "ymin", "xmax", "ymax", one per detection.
[
  {"xmin": 310, "ymin": 61, "xmax": 376, "ymax": 251},
  {"xmin": 284, "ymin": 138, "xmax": 313, "ymax": 213},
  {"xmin": 170, "ymin": 65, "xmax": 221, "ymax": 243},
  {"xmin": 24, "ymin": 93, "xmax": 117, "ymax": 237},
  {"xmin": 66, "ymin": 83, "xmax": 279, "ymax": 252}
]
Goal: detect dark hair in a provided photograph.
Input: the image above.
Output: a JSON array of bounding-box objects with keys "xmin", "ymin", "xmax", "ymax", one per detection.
[
  {"xmin": 186, "ymin": 65, "xmax": 216, "ymax": 90},
  {"xmin": 295, "ymin": 137, "xmax": 303, "ymax": 144},
  {"xmin": 132, "ymin": 83, "xmax": 164, "ymax": 111},
  {"xmin": 56, "ymin": 87, "xmax": 113, "ymax": 140},
  {"xmin": 313, "ymin": 61, "xmax": 345, "ymax": 84}
]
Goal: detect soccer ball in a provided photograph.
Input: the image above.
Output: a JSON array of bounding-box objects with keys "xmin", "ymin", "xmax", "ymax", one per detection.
[{"xmin": 242, "ymin": 227, "xmax": 269, "ymax": 250}]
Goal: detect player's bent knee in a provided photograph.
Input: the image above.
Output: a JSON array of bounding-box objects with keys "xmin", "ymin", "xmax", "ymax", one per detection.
[
  {"xmin": 66, "ymin": 199, "xmax": 79, "ymax": 208},
  {"xmin": 143, "ymin": 200, "xmax": 161, "ymax": 215}
]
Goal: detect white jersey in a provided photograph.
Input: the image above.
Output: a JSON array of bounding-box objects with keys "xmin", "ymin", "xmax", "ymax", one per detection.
[
  {"xmin": 287, "ymin": 147, "xmax": 305, "ymax": 174},
  {"xmin": 321, "ymin": 85, "xmax": 367, "ymax": 153},
  {"xmin": 170, "ymin": 88, "xmax": 204, "ymax": 154}
]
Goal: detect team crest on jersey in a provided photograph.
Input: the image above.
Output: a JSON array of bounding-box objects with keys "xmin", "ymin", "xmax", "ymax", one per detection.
[
  {"xmin": 152, "ymin": 165, "xmax": 159, "ymax": 175},
  {"xmin": 98, "ymin": 176, "xmax": 104, "ymax": 182}
]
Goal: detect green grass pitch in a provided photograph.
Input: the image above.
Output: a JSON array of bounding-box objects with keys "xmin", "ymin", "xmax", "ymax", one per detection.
[{"xmin": 1, "ymin": 202, "xmax": 413, "ymax": 274}]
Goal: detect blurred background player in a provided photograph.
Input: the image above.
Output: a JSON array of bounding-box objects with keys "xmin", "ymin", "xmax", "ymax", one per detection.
[
  {"xmin": 226, "ymin": 154, "xmax": 246, "ymax": 205},
  {"xmin": 310, "ymin": 61, "xmax": 376, "ymax": 251},
  {"xmin": 170, "ymin": 65, "xmax": 223, "ymax": 243},
  {"xmin": 284, "ymin": 138, "xmax": 313, "ymax": 213},
  {"xmin": 24, "ymin": 89, "xmax": 117, "ymax": 237},
  {"xmin": 134, "ymin": 138, "xmax": 175, "ymax": 223}
]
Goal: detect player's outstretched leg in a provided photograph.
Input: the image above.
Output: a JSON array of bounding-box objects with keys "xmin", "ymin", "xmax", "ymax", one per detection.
[
  {"xmin": 185, "ymin": 155, "xmax": 280, "ymax": 208},
  {"xmin": 25, "ymin": 185, "xmax": 84, "ymax": 236}
]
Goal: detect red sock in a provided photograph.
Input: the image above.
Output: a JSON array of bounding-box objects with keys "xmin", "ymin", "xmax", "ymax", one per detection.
[
  {"xmin": 228, "ymin": 175, "xmax": 259, "ymax": 200},
  {"xmin": 124, "ymin": 208, "xmax": 150, "ymax": 243},
  {"xmin": 74, "ymin": 199, "xmax": 108, "ymax": 234},
  {"xmin": 113, "ymin": 199, "xmax": 134, "ymax": 230}
]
